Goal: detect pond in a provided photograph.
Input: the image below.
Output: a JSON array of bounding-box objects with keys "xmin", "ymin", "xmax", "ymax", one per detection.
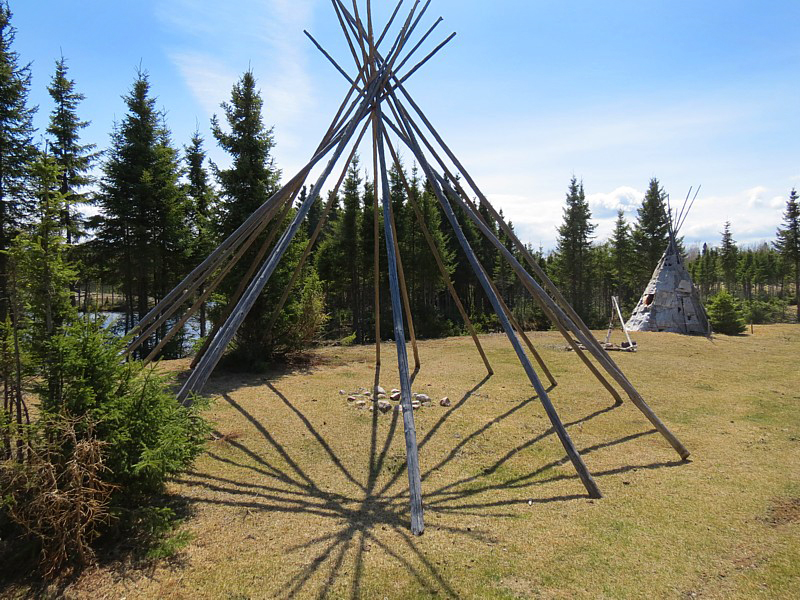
[{"xmin": 85, "ymin": 311, "xmax": 210, "ymax": 360}]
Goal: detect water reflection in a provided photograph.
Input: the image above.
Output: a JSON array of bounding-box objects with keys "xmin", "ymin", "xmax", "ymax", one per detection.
[{"xmin": 83, "ymin": 311, "xmax": 209, "ymax": 360}]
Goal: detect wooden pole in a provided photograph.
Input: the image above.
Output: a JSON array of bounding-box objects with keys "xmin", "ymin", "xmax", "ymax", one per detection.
[
  {"xmin": 309, "ymin": 42, "xmax": 620, "ymax": 403},
  {"xmin": 338, "ymin": 0, "xmax": 439, "ymax": 109},
  {"xmin": 349, "ymin": 0, "xmax": 371, "ymax": 68},
  {"xmin": 447, "ymin": 187, "xmax": 691, "ymax": 456},
  {"xmin": 263, "ymin": 120, "xmax": 372, "ymax": 340},
  {"xmin": 400, "ymin": 86, "xmax": 647, "ymax": 397},
  {"xmin": 393, "ymin": 32, "xmax": 457, "ymax": 88},
  {"xmin": 386, "ymin": 186, "xmax": 420, "ymax": 369},
  {"xmin": 382, "ymin": 132, "xmax": 493, "ymax": 375},
  {"xmin": 380, "ymin": 98, "xmax": 554, "ymax": 383},
  {"xmin": 179, "ymin": 54, "xmax": 390, "ymax": 404},
  {"xmin": 190, "ymin": 194, "xmax": 298, "ymax": 369},
  {"xmin": 338, "ymin": 0, "xmax": 423, "ymax": 75},
  {"xmin": 613, "ymin": 296, "xmax": 634, "ymax": 348},
  {"xmin": 133, "ymin": 190, "xmax": 295, "ymax": 359},
  {"xmin": 366, "ymin": 0, "xmax": 374, "ymax": 52},
  {"xmin": 143, "ymin": 205, "xmax": 284, "ymax": 366},
  {"xmin": 127, "ymin": 200, "xmax": 274, "ymax": 357},
  {"xmin": 375, "ymin": 0, "xmax": 405, "ymax": 49},
  {"xmin": 381, "ymin": 96, "xmax": 626, "ymax": 404},
  {"xmin": 371, "ymin": 104, "xmax": 382, "ymax": 365},
  {"xmin": 490, "ymin": 276, "xmax": 557, "ymax": 388},
  {"xmin": 433, "ymin": 170, "xmax": 690, "ymax": 460},
  {"xmin": 391, "ymin": 16, "xmax": 443, "ymax": 76},
  {"xmin": 390, "ymin": 81, "xmax": 618, "ymax": 353},
  {"xmin": 129, "ymin": 126, "xmax": 355, "ymax": 350},
  {"xmin": 130, "ymin": 126, "xmax": 350, "ymax": 343},
  {"xmin": 375, "ymin": 118, "xmax": 424, "ymax": 535},
  {"xmin": 387, "ymin": 116, "xmax": 602, "ymax": 499},
  {"xmin": 331, "ymin": 0, "xmax": 366, "ymax": 84}
]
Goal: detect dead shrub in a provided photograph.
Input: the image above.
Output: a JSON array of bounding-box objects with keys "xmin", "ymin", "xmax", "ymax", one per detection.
[{"xmin": 0, "ymin": 416, "xmax": 116, "ymax": 576}]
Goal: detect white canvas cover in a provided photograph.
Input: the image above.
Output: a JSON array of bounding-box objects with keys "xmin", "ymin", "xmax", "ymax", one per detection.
[{"xmin": 626, "ymin": 240, "xmax": 710, "ymax": 335}]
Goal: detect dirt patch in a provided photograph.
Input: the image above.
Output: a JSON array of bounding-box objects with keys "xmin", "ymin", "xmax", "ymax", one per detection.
[
  {"xmin": 210, "ymin": 430, "xmax": 244, "ymax": 444},
  {"xmin": 765, "ymin": 497, "xmax": 800, "ymax": 527},
  {"xmin": 498, "ymin": 575, "xmax": 538, "ymax": 599}
]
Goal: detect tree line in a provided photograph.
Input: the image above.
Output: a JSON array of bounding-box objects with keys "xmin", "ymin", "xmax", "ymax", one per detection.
[
  {"xmin": 2, "ymin": 1, "xmax": 799, "ymax": 375},
  {"xmin": 549, "ymin": 176, "xmax": 799, "ymax": 328}
]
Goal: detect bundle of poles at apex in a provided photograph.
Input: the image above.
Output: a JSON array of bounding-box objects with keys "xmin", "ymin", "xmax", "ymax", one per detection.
[{"xmin": 123, "ymin": 0, "xmax": 690, "ymax": 536}]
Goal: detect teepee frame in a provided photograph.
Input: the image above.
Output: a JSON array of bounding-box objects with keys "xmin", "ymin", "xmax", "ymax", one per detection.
[
  {"xmin": 124, "ymin": 0, "xmax": 689, "ymax": 536},
  {"xmin": 602, "ymin": 296, "xmax": 636, "ymax": 351}
]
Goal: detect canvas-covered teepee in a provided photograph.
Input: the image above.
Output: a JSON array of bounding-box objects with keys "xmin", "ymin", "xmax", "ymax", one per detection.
[{"xmin": 627, "ymin": 189, "xmax": 710, "ymax": 335}]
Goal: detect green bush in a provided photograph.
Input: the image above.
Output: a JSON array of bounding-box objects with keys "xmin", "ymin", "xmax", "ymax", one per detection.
[
  {"xmin": 707, "ymin": 290, "xmax": 746, "ymax": 335},
  {"xmin": 1, "ymin": 318, "xmax": 209, "ymax": 576},
  {"xmin": 44, "ymin": 317, "xmax": 209, "ymax": 500},
  {"xmin": 743, "ymin": 296, "xmax": 788, "ymax": 324},
  {"xmin": 339, "ymin": 332, "xmax": 357, "ymax": 346}
]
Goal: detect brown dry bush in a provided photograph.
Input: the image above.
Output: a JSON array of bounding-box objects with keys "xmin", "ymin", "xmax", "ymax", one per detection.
[{"xmin": 0, "ymin": 416, "xmax": 116, "ymax": 576}]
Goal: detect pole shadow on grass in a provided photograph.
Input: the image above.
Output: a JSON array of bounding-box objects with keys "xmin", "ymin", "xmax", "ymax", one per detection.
[{"xmin": 175, "ymin": 368, "xmax": 686, "ymax": 599}]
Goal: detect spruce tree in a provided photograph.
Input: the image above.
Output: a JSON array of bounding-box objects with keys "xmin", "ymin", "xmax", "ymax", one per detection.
[
  {"xmin": 447, "ymin": 185, "xmax": 483, "ymax": 322},
  {"xmin": 699, "ymin": 243, "xmax": 719, "ymax": 299},
  {"xmin": 316, "ymin": 157, "xmax": 364, "ymax": 339},
  {"xmin": 411, "ymin": 168, "xmax": 452, "ymax": 334},
  {"xmin": 46, "ymin": 57, "xmax": 95, "ymax": 246},
  {"xmin": 707, "ymin": 290, "xmax": 746, "ymax": 335},
  {"xmin": 98, "ymin": 71, "xmax": 188, "ymax": 342},
  {"xmin": 211, "ymin": 70, "xmax": 319, "ymax": 363},
  {"xmin": 10, "ymin": 152, "xmax": 75, "ymax": 406},
  {"xmin": 358, "ymin": 180, "xmax": 377, "ymax": 340},
  {"xmin": 493, "ymin": 210, "xmax": 516, "ymax": 306},
  {"xmin": 775, "ymin": 188, "xmax": 800, "ymax": 320},
  {"xmin": 719, "ymin": 221, "xmax": 738, "ymax": 294},
  {"xmin": 211, "ymin": 69, "xmax": 280, "ymax": 237},
  {"xmin": 591, "ymin": 243, "xmax": 615, "ymax": 325},
  {"xmin": 632, "ymin": 178, "xmax": 670, "ymax": 287},
  {"xmin": 0, "ymin": 2, "xmax": 36, "ymax": 320},
  {"xmin": 554, "ymin": 176, "xmax": 595, "ymax": 320},
  {"xmin": 302, "ymin": 186, "xmax": 323, "ymax": 244},
  {"xmin": 184, "ymin": 131, "xmax": 216, "ymax": 337},
  {"xmin": 609, "ymin": 209, "xmax": 635, "ymax": 307},
  {"xmin": 336, "ymin": 157, "xmax": 362, "ymax": 339},
  {"xmin": 185, "ymin": 131, "xmax": 214, "ymax": 227},
  {"xmin": 738, "ymin": 250, "xmax": 754, "ymax": 302}
]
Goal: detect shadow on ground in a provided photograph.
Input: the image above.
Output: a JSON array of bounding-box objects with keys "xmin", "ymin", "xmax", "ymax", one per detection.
[{"xmin": 173, "ymin": 366, "xmax": 685, "ymax": 599}]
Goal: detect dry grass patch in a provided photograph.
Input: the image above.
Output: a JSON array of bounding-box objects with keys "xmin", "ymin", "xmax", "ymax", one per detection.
[{"xmin": 8, "ymin": 325, "xmax": 800, "ymax": 599}]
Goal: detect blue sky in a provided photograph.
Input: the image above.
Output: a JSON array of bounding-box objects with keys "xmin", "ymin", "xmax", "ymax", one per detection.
[{"xmin": 13, "ymin": 0, "xmax": 800, "ymax": 250}]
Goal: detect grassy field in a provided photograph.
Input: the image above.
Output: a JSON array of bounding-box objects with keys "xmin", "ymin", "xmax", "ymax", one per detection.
[{"xmin": 36, "ymin": 325, "xmax": 800, "ymax": 598}]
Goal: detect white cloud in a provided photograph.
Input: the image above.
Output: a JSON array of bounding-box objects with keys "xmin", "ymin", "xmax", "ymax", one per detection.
[
  {"xmin": 169, "ymin": 52, "xmax": 237, "ymax": 117},
  {"xmin": 675, "ymin": 187, "xmax": 785, "ymax": 246},
  {"xmin": 769, "ymin": 195, "xmax": 786, "ymax": 209},
  {"xmin": 156, "ymin": 0, "xmax": 316, "ymax": 132},
  {"xmin": 587, "ymin": 186, "xmax": 643, "ymax": 216},
  {"xmin": 743, "ymin": 186, "xmax": 768, "ymax": 208},
  {"xmin": 479, "ymin": 184, "xmax": 787, "ymax": 252}
]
